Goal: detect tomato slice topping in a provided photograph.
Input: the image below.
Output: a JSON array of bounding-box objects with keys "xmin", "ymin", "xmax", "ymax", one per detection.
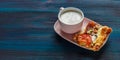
[{"xmin": 77, "ymin": 34, "xmax": 92, "ymax": 47}]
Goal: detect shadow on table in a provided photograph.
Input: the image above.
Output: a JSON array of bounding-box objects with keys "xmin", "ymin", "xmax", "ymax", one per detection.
[{"xmin": 54, "ymin": 33, "xmax": 109, "ymax": 60}]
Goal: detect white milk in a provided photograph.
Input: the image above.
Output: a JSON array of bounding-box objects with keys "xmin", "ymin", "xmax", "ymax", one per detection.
[{"xmin": 60, "ymin": 11, "xmax": 82, "ymax": 25}]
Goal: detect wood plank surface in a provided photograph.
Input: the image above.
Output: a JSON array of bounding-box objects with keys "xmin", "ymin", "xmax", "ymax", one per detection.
[{"xmin": 0, "ymin": 0, "xmax": 120, "ymax": 60}]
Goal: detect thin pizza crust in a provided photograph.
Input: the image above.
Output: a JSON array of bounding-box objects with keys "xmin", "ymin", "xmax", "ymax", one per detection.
[{"xmin": 73, "ymin": 21, "xmax": 112, "ymax": 51}]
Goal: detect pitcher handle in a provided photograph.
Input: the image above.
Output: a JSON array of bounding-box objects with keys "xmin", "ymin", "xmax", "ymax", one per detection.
[{"xmin": 60, "ymin": 7, "xmax": 64, "ymax": 11}]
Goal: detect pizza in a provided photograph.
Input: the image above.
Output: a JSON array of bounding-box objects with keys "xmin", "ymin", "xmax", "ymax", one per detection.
[{"xmin": 73, "ymin": 21, "xmax": 112, "ymax": 51}]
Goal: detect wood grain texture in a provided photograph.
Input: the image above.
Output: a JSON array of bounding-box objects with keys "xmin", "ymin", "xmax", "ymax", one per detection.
[{"xmin": 0, "ymin": 0, "xmax": 120, "ymax": 60}]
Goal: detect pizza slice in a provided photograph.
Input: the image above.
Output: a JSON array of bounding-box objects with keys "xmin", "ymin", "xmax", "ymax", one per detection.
[{"xmin": 73, "ymin": 21, "xmax": 112, "ymax": 51}]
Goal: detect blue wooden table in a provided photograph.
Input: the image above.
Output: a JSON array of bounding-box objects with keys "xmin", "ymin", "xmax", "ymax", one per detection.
[{"xmin": 0, "ymin": 0, "xmax": 120, "ymax": 60}]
